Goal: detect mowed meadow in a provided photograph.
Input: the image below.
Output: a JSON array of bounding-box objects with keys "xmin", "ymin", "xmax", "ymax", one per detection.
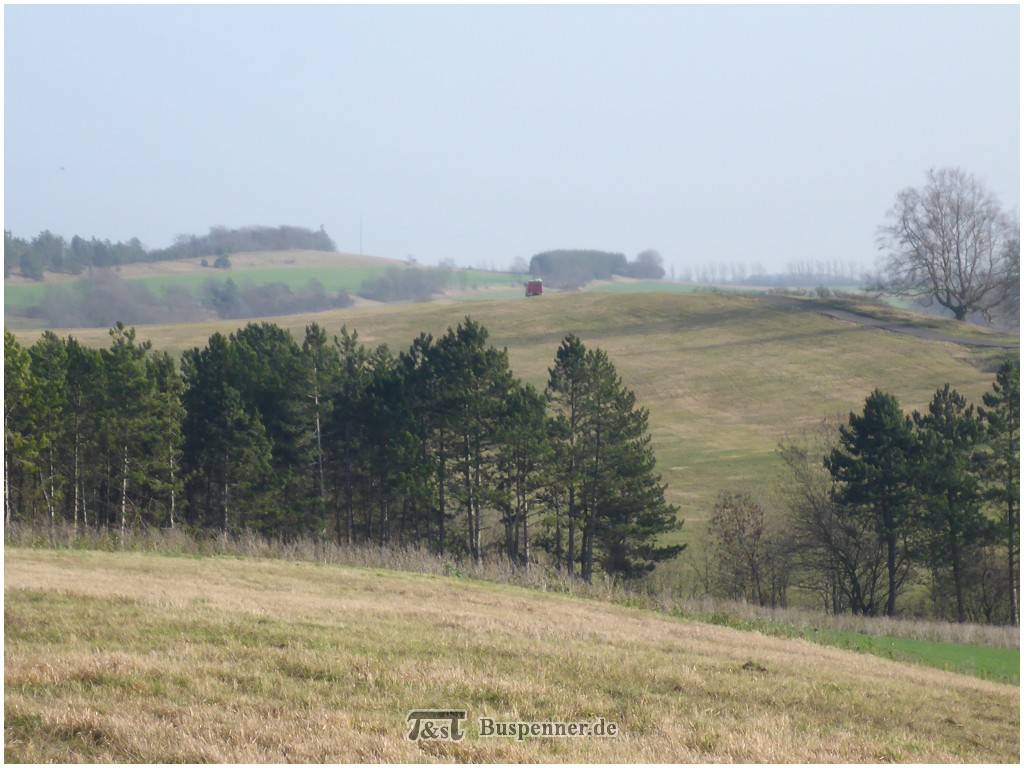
[
  {"xmin": 12, "ymin": 289, "xmax": 1015, "ymax": 578},
  {"xmin": 4, "ymin": 548, "xmax": 1020, "ymax": 762}
]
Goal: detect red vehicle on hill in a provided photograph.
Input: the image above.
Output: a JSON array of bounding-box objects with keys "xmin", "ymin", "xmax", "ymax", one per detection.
[{"xmin": 525, "ymin": 279, "xmax": 543, "ymax": 297}]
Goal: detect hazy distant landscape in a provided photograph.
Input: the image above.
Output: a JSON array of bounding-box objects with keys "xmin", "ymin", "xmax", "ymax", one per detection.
[{"xmin": 4, "ymin": 4, "xmax": 1020, "ymax": 765}]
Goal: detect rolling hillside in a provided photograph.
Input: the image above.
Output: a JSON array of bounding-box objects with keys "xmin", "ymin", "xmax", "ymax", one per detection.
[
  {"xmin": 11, "ymin": 290, "xmax": 1016, "ymax": 578},
  {"xmin": 4, "ymin": 548, "xmax": 1018, "ymax": 762}
]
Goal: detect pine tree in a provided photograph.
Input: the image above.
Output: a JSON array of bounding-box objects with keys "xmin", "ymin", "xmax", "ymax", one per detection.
[
  {"xmin": 181, "ymin": 333, "xmax": 272, "ymax": 533},
  {"xmin": 546, "ymin": 334, "xmax": 588, "ymax": 575},
  {"xmin": 4, "ymin": 332, "xmax": 41, "ymax": 525},
  {"xmin": 979, "ymin": 360, "xmax": 1020, "ymax": 625},
  {"xmin": 227, "ymin": 323, "xmax": 313, "ymax": 534},
  {"xmin": 325, "ymin": 326, "xmax": 372, "ymax": 545},
  {"xmin": 303, "ymin": 323, "xmax": 340, "ymax": 532},
  {"xmin": 100, "ymin": 324, "xmax": 156, "ymax": 539},
  {"xmin": 576, "ymin": 348, "xmax": 681, "ymax": 580},
  {"xmin": 28, "ymin": 331, "xmax": 69, "ymax": 532},
  {"xmin": 360, "ymin": 344, "xmax": 404, "ymax": 544},
  {"xmin": 149, "ymin": 350, "xmax": 185, "ymax": 529},
  {"xmin": 495, "ymin": 382, "xmax": 550, "ymax": 565},
  {"xmin": 397, "ymin": 333, "xmax": 443, "ymax": 548},
  {"xmin": 595, "ymin": 385, "xmax": 683, "ymax": 578},
  {"xmin": 913, "ymin": 385, "xmax": 990, "ymax": 623},
  {"xmin": 826, "ymin": 390, "xmax": 917, "ymax": 616},
  {"xmin": 64, "ymin": 337, "xmax": 104, "ymax": 531},
  {"xmin": 434, "ymin": 318, "xmax": 513, "ymax": 562}
]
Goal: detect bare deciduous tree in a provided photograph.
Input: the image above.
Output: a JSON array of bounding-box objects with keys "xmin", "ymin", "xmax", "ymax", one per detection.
[
  {"xmin": 777, "ymin": 423, "xmax": 887, "ymax": 616},
  {"xmin": 878, "ymin": 168, "xmax": 1016, "ymax": 321},
  {"xmin": 709, "ymin": 491, "xmax": 791, "ymax": 607}
]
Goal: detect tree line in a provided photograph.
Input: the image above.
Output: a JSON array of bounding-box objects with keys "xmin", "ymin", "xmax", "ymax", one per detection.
[
  {"xmin": 18, "ymin": 272, "xmax": 354, "ymax": 329},
  {"xmin": 529, "ymin": 249, "xmax": 665, "ymax": 289},
  {"xmin": 677, "ymin": 260, "xmax": 865, "ymax": 287},
  {"xmin": 5, "ymin": 225, "xmax": 336, "ymax": 280},
  {"xmin": 3, "ymin": 320, "xmax": 681, "ymax": 581},
  {"xmin": 707, "ymin": 365, "xmax": 1019, "ymax": 625}
]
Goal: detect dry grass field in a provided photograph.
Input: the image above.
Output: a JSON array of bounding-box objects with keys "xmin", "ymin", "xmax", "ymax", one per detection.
[{"xmin": 4, "ymin": 548, "xmax": 1020, "ymax": 762}]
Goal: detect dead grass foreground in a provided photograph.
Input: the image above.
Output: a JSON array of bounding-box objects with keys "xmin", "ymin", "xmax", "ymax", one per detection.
[
  {"xmin": 9, "ymin": 523, "xmax": 1018, "ymax": 650},
  {"xmin": 4, "ymin": 548, "xmax": 1020, "ymax": 763}
]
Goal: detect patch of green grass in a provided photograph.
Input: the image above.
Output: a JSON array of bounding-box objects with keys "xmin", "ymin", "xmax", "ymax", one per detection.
[
  {"xmin": 692, "ymin": 610, "xmax": 1019, "ymax": 684},
  {"xmin": 817, "ymin": 632, "xmax": 1019, "ymax": 684},
  {"xmin": 5, "ymin": 282, "xmax": 51, "ymax": 308}
]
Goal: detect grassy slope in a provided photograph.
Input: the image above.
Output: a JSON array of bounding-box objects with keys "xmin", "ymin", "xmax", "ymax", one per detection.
[
  {"xmin": 12, "ymin": 290, "xmax": 1014, "ymax": 582},
  {"xmin": 4, "ymin": 548, "xmax": 1019, "ymax": 763}
]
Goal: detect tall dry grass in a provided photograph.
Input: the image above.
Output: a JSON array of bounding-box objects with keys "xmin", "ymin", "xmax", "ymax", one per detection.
[{"xmin": 6, "ymin": 521, "xmax": 1018, "ymax": 649}]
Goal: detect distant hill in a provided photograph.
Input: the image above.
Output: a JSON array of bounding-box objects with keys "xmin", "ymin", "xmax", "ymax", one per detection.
[{"xmin": 5, "ymin": 249, "xmax": 528, "ymax": 328}]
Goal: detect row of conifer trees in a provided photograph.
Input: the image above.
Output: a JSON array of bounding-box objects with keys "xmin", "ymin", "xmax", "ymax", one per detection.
[{"xmin": 3, "ymin": 320, "xmax": 682, "ymax": 580}]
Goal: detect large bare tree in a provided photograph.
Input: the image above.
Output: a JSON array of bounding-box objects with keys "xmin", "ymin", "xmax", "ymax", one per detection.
[{"xmin": 878, "ymin": 168, "xmax": 1016, "ymax": 321}]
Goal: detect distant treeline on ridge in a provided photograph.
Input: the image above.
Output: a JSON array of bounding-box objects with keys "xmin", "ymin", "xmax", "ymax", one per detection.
[
  {"xmin": 529, "ymin": 249, "xmax": 665, "ymax": 288},
  {"xmin": 5, "ymin": 225, "xmax": 336, "ymax": 280}
]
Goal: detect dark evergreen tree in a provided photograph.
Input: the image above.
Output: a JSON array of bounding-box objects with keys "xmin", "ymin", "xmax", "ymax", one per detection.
[
  {"xmin": 303, "ymin": 323, "xmax": 340, "ymax": 531},
  {"xmin": 64, "ymin": 337, "xmax": 105, "ymax": 531},
  {"xmin": 434, "ymin": 318, "xmax": 513, "ymax": 562},
  {"xmin": 546, "ymin": 334, "xmax": 588, "ymax": 575},
  {"xmin": 322, "ymin": 327, "xmax": 373, "ymax": 544},
  {"xmin": 577, "ymin": 348, "xmax": 682, "ymax": 580},
  {"xmin": 826, "ymin": 390, "xmax": 918, "ymax": 616},
  {"xmin": 181, "ymin": 333, "xmax": 273, "ymax": 533},
  {"xmin": 979, "ymin": 360, "xmax": 1020, "ymax": 625},
  {"xmin": 149, "ymin": 351, "xmax": 185, "ymax": 529},
  {"xmin": 227, "ymin": 323, "xmax": 314, "ymax": 533},
  {"xmin": 4, "ymin": 332, "xmax": 40, "ymax": 525},
  {"xmin": 397, "ymin": 333, "xmax": 443, "ymax": 549},
  {"xmin": 28, "ymin": 331, "xmax": 69, "ymax": 530},
  {"xmin": 100, "ymin": 324, "xmax": 159, "ymax": 538},
  {"xmin": 913, "ymin": 385, "xmax": 990, "ymax": 623},
  {"xmin": 495, "ymin": 382, "xmax": 550, "ymax": 565}
]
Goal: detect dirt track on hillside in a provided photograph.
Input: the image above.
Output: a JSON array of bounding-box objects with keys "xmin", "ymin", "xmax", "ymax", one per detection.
[{"xmin": 758, "ymin": 295, "xmax": 1017, "ymax": 350}]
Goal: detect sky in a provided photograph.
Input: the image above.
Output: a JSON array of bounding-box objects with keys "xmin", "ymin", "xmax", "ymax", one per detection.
[{"xmin": 4, "ymin": 4, "xmax": 1020, "ymax": 273}]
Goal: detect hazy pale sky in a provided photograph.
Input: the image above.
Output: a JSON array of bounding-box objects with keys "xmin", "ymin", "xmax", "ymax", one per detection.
[{"xmin": 5, "ymin": 4, "xmax": 1019, "ymax": 272}]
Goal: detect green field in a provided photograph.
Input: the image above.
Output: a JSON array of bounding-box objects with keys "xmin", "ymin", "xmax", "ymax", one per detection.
[
  {"xmin": 4, "ymin": 251, "xmax": 528, "ymax": 312},
  {"xmin": 5, "ymin": 548, "xmax": 1018, "ymax": 762},
  {"xmin": 692, "ymin": 610, "xmax": 1018, "ymax": 684}
]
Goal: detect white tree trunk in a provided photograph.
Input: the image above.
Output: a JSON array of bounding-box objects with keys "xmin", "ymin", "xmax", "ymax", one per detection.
[
  {"xmin": 120, "ymin": 444, "xmax": 128, "ymax": 542},
  {"xmin": 223, "ymin": 448, "xmax": 230, "ymax": 539},
  {"xmin": 73, "ymin": 429, "xmax": 80, "ymax": 536},
  {"xmin": 47, "ymin": 452, "xmax": 56, "ymax": 529},
  {"xmin": 4, "ymin": 449, "xmax": 11, "ymax": 527},
  {"xmin": 169, "ymin": 445, "xmax": 176, "ymax": 529},
  {"xmin": 312, "ymin": 363, "xmax": 327, "ymax": 517}
]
